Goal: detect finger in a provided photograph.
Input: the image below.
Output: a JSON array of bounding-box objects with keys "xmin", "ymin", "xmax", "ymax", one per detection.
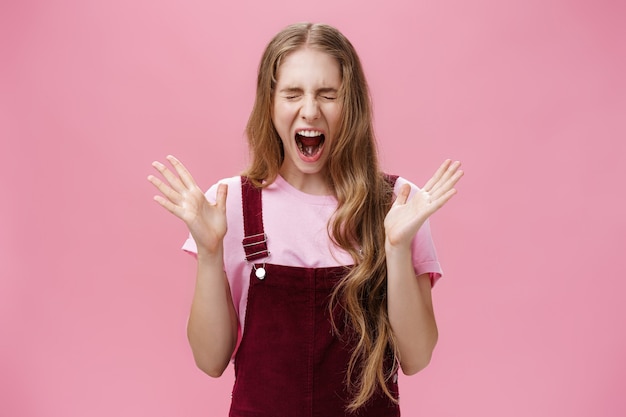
[
  {"xmin": 430, "ymin": 161, "xmax": 462, "ymax": 194},
  {"xmin": 430, "ymin": 168, "xmax": 464, "ymax": 200},
  {"xmin": 147, "ymin": 174, "xmax": 182, "ymax": 204},
  {"xmin": 166, "ymin": 155, "xmax": 199, "ymax": 191},
  {"xmin": 393, "ymin": 183, "xmax": 411, "ymax": 206},
  {"xmin": 152, "ymin": 160, "xmax": 187, "ymax": 192},
  {"xmin": 422, "ymin": 159, "xmax": 452, "ymax": 192},
  {"xmin": 152, "ymin": 194, "xmax": 183, "ymax": 218},
  {"xmin": 431, "ymin": 188, "xmax": 458, "ymax": 211}
]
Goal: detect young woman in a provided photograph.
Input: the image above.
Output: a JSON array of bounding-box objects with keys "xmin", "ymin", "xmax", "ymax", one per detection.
[{"xmin": 148, "ymin": 22, "xmax": 463, "ymax": 416}]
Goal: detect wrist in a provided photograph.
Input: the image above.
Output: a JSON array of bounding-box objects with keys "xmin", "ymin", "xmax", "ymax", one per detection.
[
  {"xmin": 196, "ymin": 243, "xmax": 224, "ymax": 262},
  {"xmin": 385, "ymin": 238, "xmax": 412, "ymax": 257}
]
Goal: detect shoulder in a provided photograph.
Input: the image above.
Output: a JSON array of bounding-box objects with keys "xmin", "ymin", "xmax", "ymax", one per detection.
[
  {"xmin": 212, "ymin": 175, "xmax": 243, "ymax": 188},
  {"xmin": 204, "ymin": 175, "xmax": 243, "ymax": 203},
  {"xmin": 385, "ymin": 174, "xmax": 422, "ymax": 196}
]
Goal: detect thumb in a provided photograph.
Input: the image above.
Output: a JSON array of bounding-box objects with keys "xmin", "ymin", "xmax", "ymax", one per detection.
[
  {"xmin": 215, "ymin": 183, "xmax": 228, "ymax": 209},
  {"xmin": 393, "ymin": 183, "xmax": 411, "ymax": 206}
]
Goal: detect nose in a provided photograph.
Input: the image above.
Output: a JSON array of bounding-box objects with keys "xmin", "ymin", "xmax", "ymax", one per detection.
[{"xmin": 300, "ymin": 96, "xmax": 320, "ymax": 121}]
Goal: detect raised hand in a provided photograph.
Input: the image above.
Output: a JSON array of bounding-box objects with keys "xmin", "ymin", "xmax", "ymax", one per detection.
[
  {"xmin": 147, "ymin": 155, "xmax": 228, "ymax": 255},
  {"xmin": 384, "ymin": 160, "xmax": 463, "ymax": 250}
]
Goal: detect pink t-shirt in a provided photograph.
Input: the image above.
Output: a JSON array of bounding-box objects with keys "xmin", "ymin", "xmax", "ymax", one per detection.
[{"xmin": 182, "ymin": 175, "xmax": 442, "ymax": 334}]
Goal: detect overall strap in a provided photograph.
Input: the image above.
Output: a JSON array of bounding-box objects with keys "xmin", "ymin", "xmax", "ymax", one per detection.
[
  {"xmin": 384, "ymin": 173, "xmax": 399, "ymax": 188},
  {"xmin": 240, "ymin": 177, "xmax": 270, "ymax": 262}
]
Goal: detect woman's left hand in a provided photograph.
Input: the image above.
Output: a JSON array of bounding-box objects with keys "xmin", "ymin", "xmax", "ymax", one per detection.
[{"xmin": 384, "ymin": 159, "xmax": 463, "ymax": 250}]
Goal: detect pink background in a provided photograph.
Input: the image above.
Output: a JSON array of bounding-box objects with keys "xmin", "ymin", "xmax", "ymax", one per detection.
[{"xmin": 2, "ymin": 0, "xmax": 625, "ymax": 415}]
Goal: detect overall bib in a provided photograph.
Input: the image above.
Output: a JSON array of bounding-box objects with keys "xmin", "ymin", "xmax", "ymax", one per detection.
[{"xmin": 229, "ymin": 178, "xmax": 400, "ymax": 417}]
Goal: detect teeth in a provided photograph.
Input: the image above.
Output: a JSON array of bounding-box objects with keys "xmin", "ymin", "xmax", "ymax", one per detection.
[{"xmin": 297, "ymin": 130, "xmax": 323, "ymax": 137}]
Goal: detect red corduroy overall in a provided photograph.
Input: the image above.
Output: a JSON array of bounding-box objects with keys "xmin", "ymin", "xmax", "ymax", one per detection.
[{"xmin": 229, "ymin": 178, "xmax": 400, "ymax": 417}]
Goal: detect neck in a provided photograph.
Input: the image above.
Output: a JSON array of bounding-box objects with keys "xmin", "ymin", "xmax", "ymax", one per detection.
[{"xmin": 279, "ymin": 167, "xmax": 333, "ymax": 196}]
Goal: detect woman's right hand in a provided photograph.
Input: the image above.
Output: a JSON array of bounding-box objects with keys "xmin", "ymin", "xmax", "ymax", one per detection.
[{"xmin": 148, "ymin": 155, "xmax": 227, "ymax": 255}]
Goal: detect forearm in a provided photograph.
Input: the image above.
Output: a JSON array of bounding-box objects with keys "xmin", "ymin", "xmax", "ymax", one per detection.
[
  {"xmin": 386, "ymin": 243, "xmax": 438, "ymax": 375},
  {"xmin": 187, "ymin": 246, "xmax": 238, "ymax": 377}
]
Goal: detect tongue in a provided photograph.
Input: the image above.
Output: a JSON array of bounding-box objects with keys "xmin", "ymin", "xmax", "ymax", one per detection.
[
  {"xmin": 299, "ymin": 136, "xmax": 322, "ymax": 147},
  {"xmin": 297, "ymin": 135, "xmax": 323, "ymax": 157}
]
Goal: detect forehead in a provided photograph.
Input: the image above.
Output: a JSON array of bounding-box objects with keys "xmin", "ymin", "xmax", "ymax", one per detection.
[{"xmin": 275, "ymin": 48, "xmax": 342, "ymax": 88}]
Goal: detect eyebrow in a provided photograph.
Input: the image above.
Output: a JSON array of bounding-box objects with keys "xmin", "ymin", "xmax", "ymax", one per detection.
[{"xmin": 278, "ymin": 87, "xmax": 338, "ymax": 94}]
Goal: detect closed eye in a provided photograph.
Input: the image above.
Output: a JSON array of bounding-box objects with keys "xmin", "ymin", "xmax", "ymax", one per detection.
[
  {"xmin": 318, "ymin": 88, "xmax": 338, "ymax": 101},
  {"xmin": 279, "ymin": 88, "xmax": 303, "ymax": 100}
]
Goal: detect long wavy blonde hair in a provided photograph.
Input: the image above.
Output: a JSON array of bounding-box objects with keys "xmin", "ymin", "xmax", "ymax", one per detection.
[{"xmin": 243, "ymin": 22, "xmax": 398, "ymax": 411}]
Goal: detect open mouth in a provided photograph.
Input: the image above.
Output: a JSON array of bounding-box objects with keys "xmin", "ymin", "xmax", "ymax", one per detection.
[{"xmin": 295, "ymin": 130, "xmax": 325, "ymax": 158}]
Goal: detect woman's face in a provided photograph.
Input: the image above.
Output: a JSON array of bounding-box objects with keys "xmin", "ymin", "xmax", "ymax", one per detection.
[{"xmin": 272, "ymin": 47, "xmax": 342, "ymax": 193}]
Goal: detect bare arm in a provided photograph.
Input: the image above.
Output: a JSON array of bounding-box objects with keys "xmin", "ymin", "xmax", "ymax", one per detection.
[
  {"xmin": 148, "ymin": 155, "xmax": 238, "ymax": 377},
  {"xmin": 187, "ymin": 247, "xmax": 238, "ymax": 377},
  {"xmin": 384, "ymin": 160, "xmax": 463, "ymax": 374},
  {"xmin": 386, "ymin": 255, "xmax": 437, "ymax": 375}
]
